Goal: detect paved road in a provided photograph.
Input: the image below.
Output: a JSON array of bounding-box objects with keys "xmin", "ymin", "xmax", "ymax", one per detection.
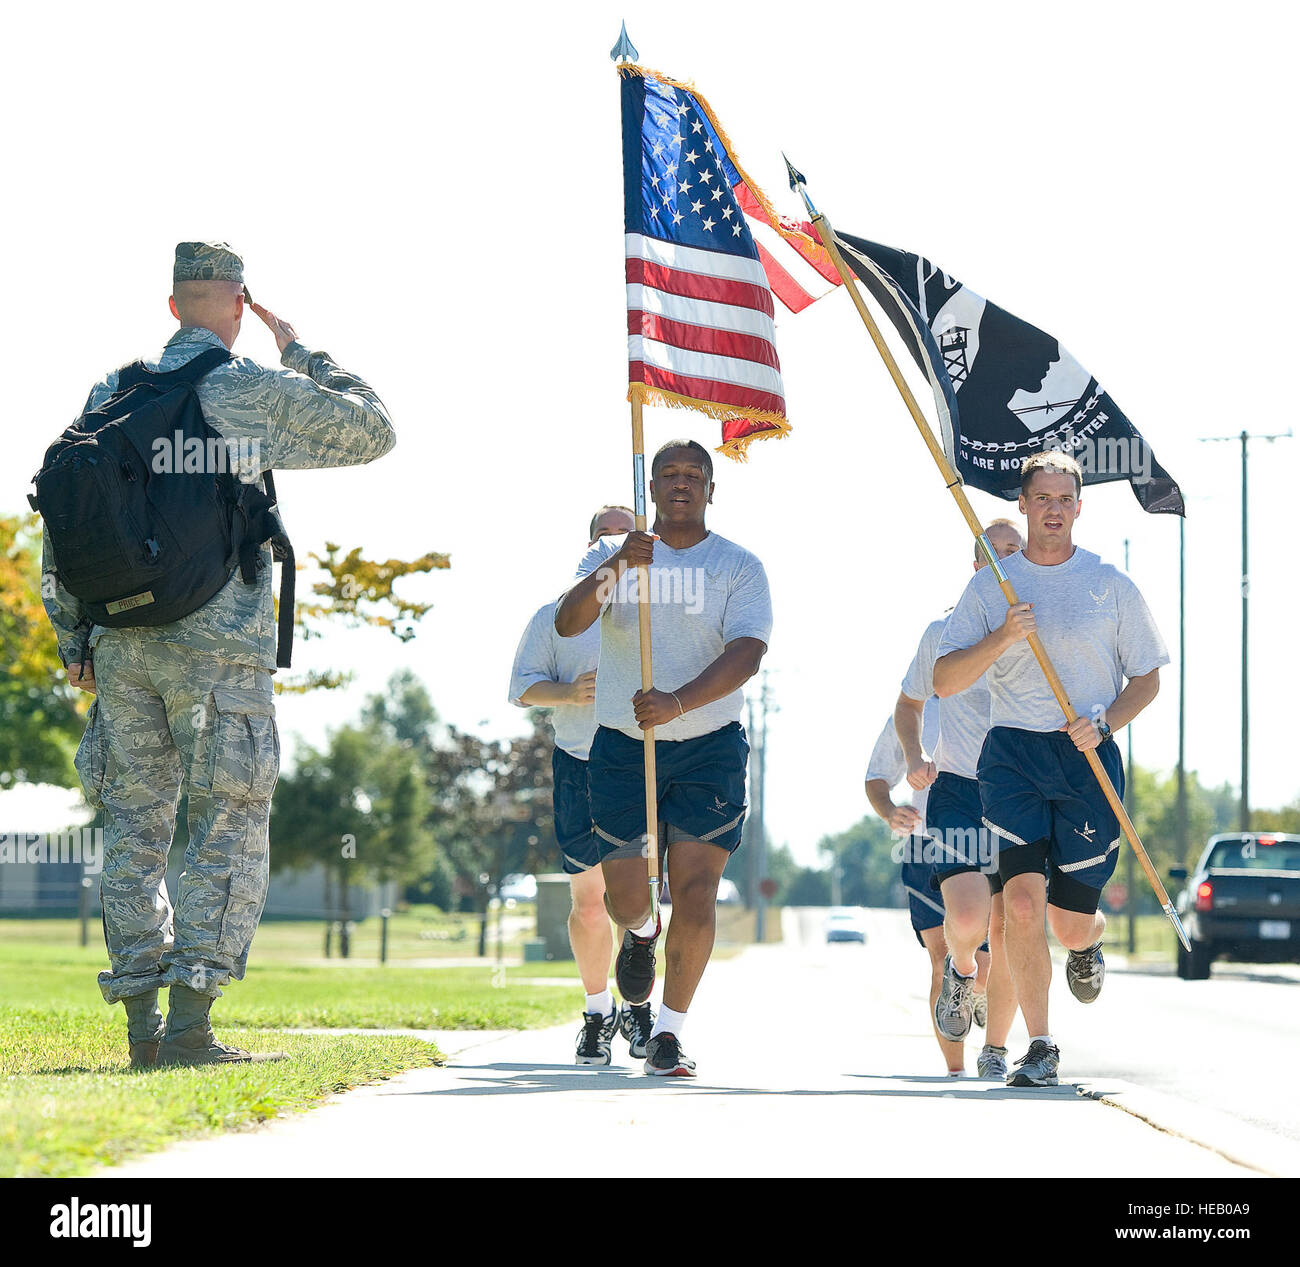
[
  {"xmin": 789, "ymin": 906, "xmax": 1300, "ymax": 1143},
  {"xmin": 106, "ymin": 909, "xmax": 1285, "ymax": 1179}
]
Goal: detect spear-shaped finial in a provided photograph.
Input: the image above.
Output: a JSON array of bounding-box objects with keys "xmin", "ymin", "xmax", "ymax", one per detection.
[
  {"xmin": 783, "ymin": 153, "xmax": 818, "ymax": 218},
  {"xmin": 610, "ymin": 22, "xmax": 639, "ymax": 63}
]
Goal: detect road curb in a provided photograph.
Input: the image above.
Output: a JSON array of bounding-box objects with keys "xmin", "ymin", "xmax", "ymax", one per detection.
[{"xmin": 1075, "ymin": 1078, "xmax": 1300, "ymax": 1178}]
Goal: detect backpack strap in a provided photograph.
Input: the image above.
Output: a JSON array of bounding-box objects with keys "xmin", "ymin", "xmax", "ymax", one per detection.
[
  {"xmin": 115, "ymin": 345, "xmax": 232, "ymax": 393},
  {"xmin": 263, "ymin": 471, "xmax": 295, "ymax": 670}
]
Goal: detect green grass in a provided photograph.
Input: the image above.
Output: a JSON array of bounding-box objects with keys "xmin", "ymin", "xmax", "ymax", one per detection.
[
  {"xmin": 0, "ymin": 922, "xmax": 585, "ymax": 1178},
  {"xmin": 1, "ymin": 908, "xmax": 536, "ymax": 963},
  {"xmin": 0, "ymin": 931, "xmax": 584, "ymax": 1030},
  {"xmin": 0, "ymin": 1017, "xmax": 440, "ymax": 1177}
]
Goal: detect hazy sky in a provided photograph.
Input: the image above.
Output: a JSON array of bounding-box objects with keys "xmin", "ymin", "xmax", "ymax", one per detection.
[{"xmin": 6, "ymin": 2, "xmax": 1295, "ymax": 866}]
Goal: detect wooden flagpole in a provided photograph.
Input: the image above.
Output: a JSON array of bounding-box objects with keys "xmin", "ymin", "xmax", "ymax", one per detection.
[
  {"xmin": 613, "ymin": 29, "xmax": 660, "ymax": 921},
  {"xmin": 631, "ymin": 394, "xmax": 661, "ymax": 919},
  {"xmin": 785, "ymin": 166, "xmax": 1189, "ymax": 951}
]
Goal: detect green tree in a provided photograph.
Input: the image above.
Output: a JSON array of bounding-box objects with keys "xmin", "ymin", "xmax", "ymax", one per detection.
[
  {"xmin": 269, "ymin": 717, "xmax": 434, "ymax": 954},
  {"xmin": 359, "ymin": 671, "xmax": 558, "ymax": 946},
  {"xmin": 817, "ymin": 815, "xmax": 903, "ymax": 907},
  {"xmin": 0, "ymin": 514, "xmax": 86, "ymax": 788},
  {"xmin": 281, "ymin": 543, "xmax": 450, "ymax": 694}
]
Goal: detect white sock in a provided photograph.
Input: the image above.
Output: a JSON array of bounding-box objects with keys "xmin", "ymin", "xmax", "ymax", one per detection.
[
  {"xmin": 585, "ymin": 988, "xmax": 614, "ymax": 1018},
  {"xmin": 650, "ymin": 1004, "xmax": 687, "ymax": 1041},
  {"xmin": 1030, "ymin": 1034, "xmax": 1054, "ymax": 1047},
  {"xmin": 630, "ymin": 915, "xmax": 658, "ymax": 939}
]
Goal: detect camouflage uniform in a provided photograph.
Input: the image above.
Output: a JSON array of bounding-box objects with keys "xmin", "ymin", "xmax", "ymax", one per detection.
[{"xmin": 41, "ymin": 243, "xmax": 396, "ymax": 1004}]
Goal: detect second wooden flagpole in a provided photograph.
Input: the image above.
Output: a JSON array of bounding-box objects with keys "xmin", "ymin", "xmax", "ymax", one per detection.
[
  {"xmin": 796, "ymin": 192, "xmax": 1189, "ymax": 951},
  {"xmin": 630, "ymin": 393, "xmax": 661, "ymax": 920}
]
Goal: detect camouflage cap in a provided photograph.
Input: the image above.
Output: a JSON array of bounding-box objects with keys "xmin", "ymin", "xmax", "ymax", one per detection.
[{"xmin": 173, "ymin": 241, "xmax": 245, "ymax": 285}]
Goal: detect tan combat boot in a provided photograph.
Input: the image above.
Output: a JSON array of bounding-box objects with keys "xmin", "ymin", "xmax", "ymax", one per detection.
[{"xmin": 156, "ymin": 983, "xmax": 288, "ymax": 1066}]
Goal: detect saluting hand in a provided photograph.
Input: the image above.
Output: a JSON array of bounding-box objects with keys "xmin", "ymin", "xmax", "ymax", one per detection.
[{"xmin": 249, "ymin": 300, "xmax": 298, "ymax": 354}]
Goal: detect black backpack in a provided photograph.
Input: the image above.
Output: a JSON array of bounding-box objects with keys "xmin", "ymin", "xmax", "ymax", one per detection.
[{"xmin": 31, "ymin": 346, "xmax": 295, "ymax": 667}]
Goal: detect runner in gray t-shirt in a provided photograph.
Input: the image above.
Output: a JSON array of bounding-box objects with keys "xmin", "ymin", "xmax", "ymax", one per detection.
[
  {"xmin": 554, "ymin": 439, "xmax": 771, "ymax": 1078},
  {"xmin": 896, "ymin": 519, "xmax": 1024, "ymax": 1079},
  {"xmin": 509, "ymin": 504, "xmax": 654, "ymax": 1067},
  {"xmin": 864, "ymin": 705, "xmax": 987, "ymax": 1076},
  {"xmin": 934, "ymin": 452, "xmax": 1169, "ymax": 1089}
]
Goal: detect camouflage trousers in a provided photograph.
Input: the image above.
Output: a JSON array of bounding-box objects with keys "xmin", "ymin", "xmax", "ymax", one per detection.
[{"xmin": 75, "ymin": 634, "xmax": 279, "ymax": 1003}]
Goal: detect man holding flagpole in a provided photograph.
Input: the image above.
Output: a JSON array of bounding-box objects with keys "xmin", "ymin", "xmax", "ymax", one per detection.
[
  {"xmin": 934, "ymin": 451, "xmax": 1169, "ymax": 1087},
  {"xmin": 555, "ymin": 439, "xmax": 771, "ymax": 1077}
]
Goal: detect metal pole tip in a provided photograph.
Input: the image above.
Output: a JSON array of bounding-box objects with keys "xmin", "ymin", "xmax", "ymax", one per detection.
[
  {"xmin": 782, "ymin": 153, "xmax": 806, "ymax": 192},
  {"xmin": 610, "ymin": 21, "xmax": 639, "ymax": 63}
]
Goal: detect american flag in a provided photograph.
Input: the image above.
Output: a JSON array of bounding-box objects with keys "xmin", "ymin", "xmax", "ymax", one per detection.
[{"xmin": 620, "ymin": 66, "xmax": 837, "ymax": 458}]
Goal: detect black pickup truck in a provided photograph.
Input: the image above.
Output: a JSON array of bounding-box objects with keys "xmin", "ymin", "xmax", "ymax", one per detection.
[{"xmin": 1170, "ymin": 833, "xmax": 1300, "ymax": 979}]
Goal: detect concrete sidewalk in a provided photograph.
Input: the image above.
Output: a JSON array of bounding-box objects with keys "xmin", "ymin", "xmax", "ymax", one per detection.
[{"xmin": 101, "ymin": 930, "xmax": 1282, "ymax": 1178}]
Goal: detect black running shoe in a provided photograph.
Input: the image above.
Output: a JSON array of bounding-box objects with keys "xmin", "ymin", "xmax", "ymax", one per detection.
[
  {"xmin": 615, "ymin": 920, "xmax": 660, "ymax": 1005},
  {"xmin": 574, "ymin": 1007, "xmax": 618, "ymax": 1066},
  {"xmin": 619, "ymin": 1001, "xmax": 655, "ymax": 1058},
  {"xmin": 1007, "ymin": 1039, "xmax": 1060, "ymax": 1087},
  {"xmin": 643, "ymin": 1032, "xmax": 696, "ymax": 1077}
]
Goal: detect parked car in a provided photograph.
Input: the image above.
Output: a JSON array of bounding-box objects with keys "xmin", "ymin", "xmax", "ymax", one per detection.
[
  {"xmin": 1170, "ymin": 832, "xmax": 1300, "ymax": 979},
  {"xmin": 825, "ymin": 907, "xmax": 867, "ymax": 944}
]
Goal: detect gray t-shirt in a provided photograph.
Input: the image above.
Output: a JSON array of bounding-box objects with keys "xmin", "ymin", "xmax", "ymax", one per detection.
[
  {"xmin": 937, "ymin": 547, "xmax": 1170, "ymax": 733},
  {"xmin": 902, "ymin": 614, "xmax": 990, "ymax": 780},
  {"xmin": 865, "ymin": 700, "xmax": 940, "ymax": 824},
  {"xmin": 508, "ymin": 599, "xmax": 601, "ymax": 760},
  {"xmin": 573, "ymin": 531, "xmax": 772, "ymax": 742}
]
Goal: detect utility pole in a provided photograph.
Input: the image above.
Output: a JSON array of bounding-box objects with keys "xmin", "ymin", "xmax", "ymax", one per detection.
[
  {"xmin": 752, "ymin": 673, "xmax": 773, "ymax": 943},
  {"xmin": 1199, "ymin": 429, "xmax": 1291, "ymax": 830},
  {"xmin": 1124, "ymin": 539, "xmax": 1136, "ymax": 954},
  {"xmin": 1176, "ymin": 517, "xmax": 1187, "ymax": 864},
  {"xmin": 744, "ymin": 694, "xmax": 759, "ymax": 908}
]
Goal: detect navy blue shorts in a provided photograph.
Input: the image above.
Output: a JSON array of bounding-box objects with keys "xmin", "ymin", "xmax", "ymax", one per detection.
[
  {"xmin": 978, "ymin": 726, "xmax": 1125, "ymax": 915},
  {"xmin": 552, "ymin": 747, "xmax": 600, "ymax": 874},
  {"xmin": 900, "ymin": 849, "xmax": 946, "ymax": 944},
  {"xmin": 927, "ymin": 771, "xmax": 1003, "ymax": 894},
  {"xmin": 588, "ymin": 722, "xmax": 748, "ymax": 860},
  {"xmin": 898, "ymin": 846, "xmax": 993, "ymax": 951}
]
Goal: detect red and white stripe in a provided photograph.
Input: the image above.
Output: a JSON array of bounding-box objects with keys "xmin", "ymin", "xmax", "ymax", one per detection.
[
  {"xmin": 626, "ymin": 233, "xmax": 787, "ymax": 417},
  {"xmin": 734, "ymin": 183, "xmax": 843, "ymax": 314}
]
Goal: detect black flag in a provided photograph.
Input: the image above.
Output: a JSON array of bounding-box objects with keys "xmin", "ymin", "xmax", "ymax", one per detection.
[{"xmin": 834, "ymin": 231, "xmax": 1184, "ymax": 514}]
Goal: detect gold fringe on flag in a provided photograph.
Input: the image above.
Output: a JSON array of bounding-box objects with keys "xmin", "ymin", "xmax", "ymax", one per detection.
[
  {"xmin": 628, "ymin": 382, "xmax": 792, "ymax": 463},
  {"xmin": 716, "ymin": 424, "xmax": 791, "ymax": 462},
  {"xmin": 616, "ymin": 63, "xmax": 832, "ymax": 272}
]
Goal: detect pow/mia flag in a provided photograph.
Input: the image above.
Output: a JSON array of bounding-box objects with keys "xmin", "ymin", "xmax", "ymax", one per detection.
[{"xmin": 834, "ymin": 231, "xmax": 1184, "ymax": 514}]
